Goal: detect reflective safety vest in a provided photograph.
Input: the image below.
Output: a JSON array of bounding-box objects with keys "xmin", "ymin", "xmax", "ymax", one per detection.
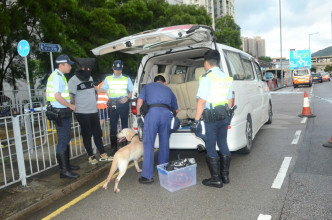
[
  {"xmin": 200, "ymin": 71, "xmax": 233, "ymax": 108},
  {"xmin": 105, "ymin": 75, "xmax": 128, "ymax": 98},
  {"xmin": 46, "ymin": 71, "xmax": 70, "ymax": 102},
  {"xmin": 97, "ymin": 81, "xmax": 109, "ymax": 109}
]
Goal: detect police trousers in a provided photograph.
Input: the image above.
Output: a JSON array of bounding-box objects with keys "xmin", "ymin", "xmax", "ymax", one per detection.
[
  {"xmin": 142, "ymin": 108, "xmax": 172, "ymax": 179},
  {"xmin": 75, "ymin": 112, "xmax": 105, "ymax": 156},
  {"xmin": 55, "ymin": 118, "xmax": 71, "ymax": 154},
  {"xmin": 109, "ymin": 101, "xmax": 129, "ymax": 136},
  {"xmin": 204, "ymin": 114, "xmax": 231, "ymax": 158}
]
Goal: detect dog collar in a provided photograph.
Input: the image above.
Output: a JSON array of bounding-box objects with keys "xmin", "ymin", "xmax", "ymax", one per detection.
[{"xmin": 128, "ymin": 133, "xmax": 139, "ymax": 144}]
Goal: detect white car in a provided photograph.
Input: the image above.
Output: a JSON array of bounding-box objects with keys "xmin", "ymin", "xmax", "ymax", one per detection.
[{"xmin": 92, "ymin": 24, "xmax": 272, "ymax": 153}]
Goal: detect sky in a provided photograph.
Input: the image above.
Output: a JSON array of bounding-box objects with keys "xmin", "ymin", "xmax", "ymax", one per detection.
[{"xmin": 235, "ymin": 0, "xmax": 332, "ymax": 58}]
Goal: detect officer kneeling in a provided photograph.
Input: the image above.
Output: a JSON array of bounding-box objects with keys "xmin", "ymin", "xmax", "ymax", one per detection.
[{"xmin": 190, "ymin": 50, "xmax": 234, "ymax": 188}]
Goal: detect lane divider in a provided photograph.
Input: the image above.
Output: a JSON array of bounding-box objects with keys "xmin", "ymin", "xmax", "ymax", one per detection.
[
  {"xmin": 257, "ymin": 214, "xmax": 272, "ymax": 220},
  {"xmin": 271, "ymin": 157, "xmax": 292, "ymax": 189},
  {"xmin": 41, "ymin": 149, "xmax": 158, "ymax": 220},
  {"xmin": 300, "ymin": 117, "xmax": 307, "ymax": 124},
  {"xmin": 291, "ymin": 130, "xmax": 301, "ymax": 145}
]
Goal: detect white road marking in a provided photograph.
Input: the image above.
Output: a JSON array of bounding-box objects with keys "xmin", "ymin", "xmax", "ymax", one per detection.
[
  {"xmin": 271, "ymin": 157, "xmax": 292, "ymax": 189},
  {"xmin": 291, "ymin": 130, "xmax": 302, "ymax": 144},
  {"xmin": 257, "ymin": 214, "xmax": 272, "ymax": 220},
  {"xmin": 312, "ymin": 94, "xmax": 332, "ymax": 104},
  {"xmin": 270, "ymin": 91, "xmax": 303, "ymax": 95},
  {"xmin": 301, "ymin": 117, "xmax": 307, "ymax": 124}
]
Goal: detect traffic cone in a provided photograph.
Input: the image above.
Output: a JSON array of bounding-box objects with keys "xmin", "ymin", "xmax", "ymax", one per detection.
[
  {"xmin": 322, "ymin": 135, "xmax": 332, "ymax": 148},
  {"xmin": 298, "ymin": 91, "xmax": 315, "ymax": 118}
]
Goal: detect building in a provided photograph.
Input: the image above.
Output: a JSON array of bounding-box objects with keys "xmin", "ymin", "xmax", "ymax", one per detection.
[
  {"xmin": 311, "ymin": 55, "xmax": 332, "ymax": 72},
  {"xmin": 166, "ymin": 0, "xmax": 235, "ymax": 26},
  {"xmin": 241, "ymin": 36, "xmax": 266, "ymax": 58}
]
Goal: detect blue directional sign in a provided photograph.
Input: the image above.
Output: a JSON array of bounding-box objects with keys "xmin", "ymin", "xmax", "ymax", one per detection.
[
  {"xmin": 290, "ymin": 49, "xmax": 311, "ymax": 70},
  {"xmin": 17, "ymin": 40, "xmax": 30, "ymax": 57},
  {"xmin": 39, "ymin": 43, "xmax": 62, "ymax": 53}
]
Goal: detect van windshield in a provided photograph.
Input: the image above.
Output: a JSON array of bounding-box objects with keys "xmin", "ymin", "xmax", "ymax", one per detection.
[{"xmin": 294, "ymin": 69, "xmax": 309, "ymax": 76}]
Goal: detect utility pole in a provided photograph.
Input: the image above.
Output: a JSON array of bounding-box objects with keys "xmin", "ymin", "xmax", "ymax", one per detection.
[{"xmin": 279, "ymin": 0, "xmax": 283, "ymax": 87}]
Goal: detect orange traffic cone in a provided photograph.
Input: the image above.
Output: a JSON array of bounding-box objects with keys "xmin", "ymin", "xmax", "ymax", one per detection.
[
  {"xmin": 323, "ymin": 135, "xmax": 332, "ymax": 148},
  {"xmin": 298, "ymin": 91, "xmax": 315, "ymax": 118}
]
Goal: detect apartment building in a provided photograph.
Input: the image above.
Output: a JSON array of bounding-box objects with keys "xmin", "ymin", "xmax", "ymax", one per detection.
[{"xmin": 241, "ymin": 36, "xmax": 266, "ymax": 58}]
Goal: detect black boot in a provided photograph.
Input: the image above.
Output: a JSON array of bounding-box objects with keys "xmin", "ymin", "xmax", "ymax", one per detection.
[
  {"xmin": 64, "ymin": 149, "xmax": 80, "ymax": 171},
  {"xmin": 220, "ymin": 154, "xmax": 231, "ymax": 184},
  {"xmin": 56, "ymin": 153, "xmax": 80, "ymax": 179},
  {"xmin": 110, "ymin": 135, "xmax": 118, "ymax": 156},
  {"xmin": 202, "ymin": 156, "xmax": 223, "ymax": 188}
]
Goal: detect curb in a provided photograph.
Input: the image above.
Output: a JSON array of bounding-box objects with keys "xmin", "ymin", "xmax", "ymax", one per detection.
[{"xmin": 6, "ymin": 163, "xmax": 110, "ymax": 220}]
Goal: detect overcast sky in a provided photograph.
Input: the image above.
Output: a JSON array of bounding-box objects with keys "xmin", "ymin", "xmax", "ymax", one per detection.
[{"xmin": 235, "ymin": 0, "xmax": 332, "ymax": 58}]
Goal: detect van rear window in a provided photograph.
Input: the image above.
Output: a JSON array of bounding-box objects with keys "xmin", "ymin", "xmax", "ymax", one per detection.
[{"xmin": 293, "ymin": 69, "xmax": 309, "ymax": 76}]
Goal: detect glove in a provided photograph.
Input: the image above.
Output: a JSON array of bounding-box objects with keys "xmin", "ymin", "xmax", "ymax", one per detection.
[
  {"xmin": 190, "ymin": 120, "xmax": 199, "ymax": 132},
  {"xmin": 137, "ymin": 115, "xmax": 144, "ymax": 128}
]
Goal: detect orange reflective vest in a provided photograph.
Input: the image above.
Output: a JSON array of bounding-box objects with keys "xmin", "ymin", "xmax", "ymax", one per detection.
[{"xmin": 97, "ymin": 81, "xmax": 109, "ymax": 109}]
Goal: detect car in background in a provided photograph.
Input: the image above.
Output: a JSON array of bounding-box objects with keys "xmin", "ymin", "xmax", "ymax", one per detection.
[
  {"xmin": 321, "ymin": 72, "xmax": 330, "ymax": 81},
  {"xmin": 292, "ymin": 68, "xmax": 312, "ymax": 88},
  {"xmin": 312, "ymin": 73, "xmax": 323, "ymax": 83}
]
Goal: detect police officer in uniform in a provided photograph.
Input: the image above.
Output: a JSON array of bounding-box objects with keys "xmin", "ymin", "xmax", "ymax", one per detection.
[
  {"xmin": 96, "ymin": 60, "xmax": 133, "ymax": 156},
  {"xmin": 136, "ymin": 75, "xmax": 178, "ymax": 184},
  {"xmin": 46, "ymin": 54, "xmax": 79, "ymax": 179},
  {"xmin": 191, "ymin": 50, "xmax": 234, "ymax": 188}
]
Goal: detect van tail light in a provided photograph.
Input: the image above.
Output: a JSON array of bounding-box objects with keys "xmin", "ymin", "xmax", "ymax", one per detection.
[{"xmin": 131, "ymin": 99, "xmax": 137, "ymax": 115}]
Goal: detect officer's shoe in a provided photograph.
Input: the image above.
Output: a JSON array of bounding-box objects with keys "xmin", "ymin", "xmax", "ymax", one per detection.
[
  {"xmin": 99, "ymin": 153, "xmax": 113, "ymax": 162},
  {"xmin": 139, "ymin": 177, "xmax": 154, "ymax": 184},
  {"xmin": 202, "ymin": 156, "xmax": 223, "ymax": 188}
]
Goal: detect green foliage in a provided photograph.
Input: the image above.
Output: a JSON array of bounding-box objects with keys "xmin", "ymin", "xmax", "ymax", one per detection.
[
  {"xmin": 215, "ymin": 15, "xmax": 241, "ymax": 49},
  {"xmin": 259, "ymin": 56, "xmax": 272, "ymax": 62},
  {"xmin": 325, "ymin": 65, "xmax": 332, "ymax": 72},
  {"xmin": 0, "ymin": 0, "xmax": 212, "ymax": 91}
]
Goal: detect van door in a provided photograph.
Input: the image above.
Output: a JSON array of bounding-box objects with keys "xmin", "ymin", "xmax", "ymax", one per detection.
[
  {"xmin": 91, "ymin": 25, "xmax": 215, "ymax": 56},
  {"xmin": 253, "ymin": 62, "xmax": 269, "ymax": 125}
]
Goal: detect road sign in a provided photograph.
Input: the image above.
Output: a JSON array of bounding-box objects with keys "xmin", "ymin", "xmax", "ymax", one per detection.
[
  {"xmin": 290, "ymin": 49, "xmax": 311, "ymax": 70},
  {"xmin": 17, "ymin": 40, "xmax": 30, "ymax": 57},
  {"xmin": 39, "ymin": 43, "xmax": 62, "ymax": 53}
]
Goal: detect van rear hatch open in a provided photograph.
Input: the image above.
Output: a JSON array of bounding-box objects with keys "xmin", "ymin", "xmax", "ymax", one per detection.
[{"xmin": 91, "ymin": 25, "xmax": 215, "ymax": 55}]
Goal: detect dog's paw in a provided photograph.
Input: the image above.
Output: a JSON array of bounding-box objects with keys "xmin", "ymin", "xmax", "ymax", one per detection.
[
  {"xmin": 114, "ymin": 188, "xmax": 120, "ymax": 193},
  {"xmin": 102, "ymin": 183, "xmax": 108, "ymax": 190}
]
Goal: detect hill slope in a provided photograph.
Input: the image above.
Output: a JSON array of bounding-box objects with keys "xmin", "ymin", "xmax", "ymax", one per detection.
[{"xmin": 312, "ymin": 46, "xmax": 332, "ymax": 57}]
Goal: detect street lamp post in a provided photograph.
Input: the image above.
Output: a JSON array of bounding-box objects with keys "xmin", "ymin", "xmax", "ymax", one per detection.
[
  {"xmin": 309, "ymin": 32, "xmax": 319, "ymax": 51},
  {"xmin": 279, "ymin": 0, "xmax": 283, "ymax": 87}
]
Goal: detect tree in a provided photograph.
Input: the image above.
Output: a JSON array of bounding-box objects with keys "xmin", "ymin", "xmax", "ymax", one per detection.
[
  {"xmin": 214, "ymin": 15, "xmax": 241, "ymax": 49},
  {"xmin": 325, "ymin": 65, "xmax": 332, "ymax": 72},
  {"xmin": 259, "ymin": 56, "xmax": 272, "ymax": 62}
]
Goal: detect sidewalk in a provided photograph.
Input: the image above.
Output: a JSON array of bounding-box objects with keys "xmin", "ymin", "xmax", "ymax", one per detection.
[{"xmin": 0, "ymin": 148, "xmax": 112, "ymax": 220}]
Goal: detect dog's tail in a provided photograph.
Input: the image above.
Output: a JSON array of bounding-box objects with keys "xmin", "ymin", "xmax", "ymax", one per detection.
[{"xmin": 105, "ymin": 156, "xmax": 118, "ymax": 184}]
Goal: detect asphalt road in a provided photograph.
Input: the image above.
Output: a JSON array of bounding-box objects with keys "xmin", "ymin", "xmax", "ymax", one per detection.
[{"xmin": 29, "ymin": 81, "xmax": 332, "ymax": 220}]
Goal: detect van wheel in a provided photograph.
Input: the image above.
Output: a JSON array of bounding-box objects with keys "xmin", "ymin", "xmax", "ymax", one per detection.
[
  {"xmin": 293, "ymin": 85, "xmax": 297, "ymax": 88},
  {"xmin": 238, "ymin": 115, "xmax": 253, "ymax": 154},
  {"xmin": 309, "ymin": 83, "xmax": 312, "ymax": 87},
  {"xmin": 266, "ymin": 102, "xmax": 272, "ymax": 124}
]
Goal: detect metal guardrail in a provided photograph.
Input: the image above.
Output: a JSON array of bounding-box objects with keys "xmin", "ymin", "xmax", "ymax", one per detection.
[{"xmin": 0, "ymin": 108, "xmax": 114, "ymax": 189}]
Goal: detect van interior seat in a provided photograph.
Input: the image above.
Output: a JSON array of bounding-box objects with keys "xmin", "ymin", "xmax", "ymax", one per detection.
[
  {"xmin": 185, "ymin": 67, "xmax": 206, "ymax": 118},
  {"xmin": 167, "ymin": 73, "xmax": 188, "ymax": 119},
  {"xmin": 170, "ymin": 74, "xmax": 185, "ymax": 84}
]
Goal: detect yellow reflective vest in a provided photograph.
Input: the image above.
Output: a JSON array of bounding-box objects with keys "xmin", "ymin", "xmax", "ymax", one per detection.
[
  {"xmin": 200, "ymin": 71, "xmax": 233, "ymax": 108},
  {"xmin": 46, "ymin": 71, "xmax": 70, "ymax": 102},
  {"xmin": 105, "ymin": 75, "xmax": 128, "ymax": 98}
]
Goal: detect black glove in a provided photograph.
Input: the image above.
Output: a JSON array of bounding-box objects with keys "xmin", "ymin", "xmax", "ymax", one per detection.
[
  {"xmin": 190, "ymin": 120, "xmax": 199, "ymax": 132},
  {"xmin": 137, "ymin": 115, "xmax": 144, "ymax": 128}
]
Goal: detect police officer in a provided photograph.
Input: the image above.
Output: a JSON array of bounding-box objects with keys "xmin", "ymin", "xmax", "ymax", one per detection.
[
  {"xmin": 136, "ymin": 75, "xmax": 178, "ymax": 184},
  {"xmin": 96, "ymin": 60, "xmax": 133, "ymax": 156},
  {"xmin": 191, "ymin": 50, "xmax": 234, "ymax": 188},
  {"xmin": 46, "ymin": 54, "xmax": 79, "ymax": 179}
]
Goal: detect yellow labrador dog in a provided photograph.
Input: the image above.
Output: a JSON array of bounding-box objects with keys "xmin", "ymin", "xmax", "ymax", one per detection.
[{"xmin": 103, "ymin": 128, "xmax": 143, "ymax": 193}]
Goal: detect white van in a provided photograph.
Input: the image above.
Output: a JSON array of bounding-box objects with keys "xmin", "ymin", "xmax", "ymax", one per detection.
[{"xmin": 92, "ymin": 24, "xmax": 272, "ymax": 153}]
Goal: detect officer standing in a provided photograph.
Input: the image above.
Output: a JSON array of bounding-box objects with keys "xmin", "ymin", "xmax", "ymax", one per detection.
[
  {"xmin": 96, "ymin": 60, "xmax": 133, "ymax": 156},
  {"xmin": 46, "ymin": 54, "xmax": 79, "ymax": 179},
  {"xmin": 68, "ymin": 58, "xmax": 112, "ymax": 165},
  {"xmin": 136, "ymin": 75, "xmax": 178, "ymax": 184},
  {"xmin": 191, "ymin": 50, "xmax": 234, "ymax": 188}
]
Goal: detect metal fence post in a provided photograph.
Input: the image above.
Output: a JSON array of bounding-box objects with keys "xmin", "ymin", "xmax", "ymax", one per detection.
[
  {"xmin": 24, "ymin": 113, "xmax": 34, "ymax": 152},
  {"xmin": 12, "ymin": 116, "xmax": 27, "ymax": 187}
]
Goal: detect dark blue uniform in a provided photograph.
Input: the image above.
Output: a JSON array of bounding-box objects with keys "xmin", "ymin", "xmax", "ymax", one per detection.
[{"xmin": 138, "ymin": 82, "xmax": 178, "ymax": 179}]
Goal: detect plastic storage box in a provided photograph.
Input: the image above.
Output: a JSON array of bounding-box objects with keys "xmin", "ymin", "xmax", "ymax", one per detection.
[{"xmin": 157, "ymin": 162, "xmax": 197, "ymax": 192}]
